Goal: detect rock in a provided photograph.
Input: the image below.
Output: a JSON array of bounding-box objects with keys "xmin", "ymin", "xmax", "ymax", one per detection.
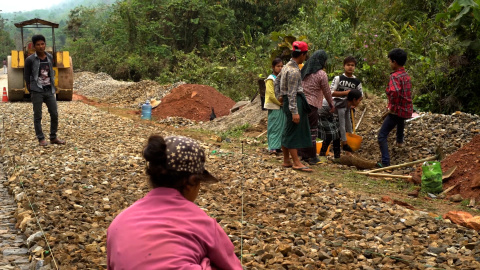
[
  {"xmin": 338, "ymin": 250, "xmax": 354, "ymax": 264},
  {"xmin": 464, "ymin": 242, "xmax": 479, "ymax": 250},
  {"xmin": 450, "ymin": 194, "xmax": 463, "ymax": 202},
  {"xmin": 276, "ymin": 244, "xmax": 291, "ymax": 256},
  {"xmin": 3, "ymin": 248, "xmax": 29, "ymax": 256},
  {"xmin": 261, "ymin": 253, "xmax": 274, "ymax": 263},
  {"xmin": 428, "ymin": 246, "xmax": 447, "ymax": 255},
  {"xmin": 318, "ymin": 251, "xmax": 330, "ymax": 260},
  {"xmin": 26, "ymin": 231, "xmax": 44, "ymax": 248},
  {"xmin": 404, "ymin": 217, "xmax": 417, "ymax": 227}
]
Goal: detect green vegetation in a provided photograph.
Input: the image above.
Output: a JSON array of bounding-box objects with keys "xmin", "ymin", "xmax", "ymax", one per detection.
[
  {"xmin": 1, "ymin": 0, "xmax": 480, "ymax": 113},
  {"xmin": 219, "ymin": 124, "xmax": 251, "ymax": 139}
]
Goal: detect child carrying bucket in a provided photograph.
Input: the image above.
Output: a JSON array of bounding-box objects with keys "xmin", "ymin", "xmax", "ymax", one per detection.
[{"xmin": 318, "ymin": 90, "xmax": 363, "ymax": 162}]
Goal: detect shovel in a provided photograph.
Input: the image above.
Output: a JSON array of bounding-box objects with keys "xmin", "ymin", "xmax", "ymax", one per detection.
[{"xmin": 346, "ymin": 108, "xmax": 363, "ymax": 151}]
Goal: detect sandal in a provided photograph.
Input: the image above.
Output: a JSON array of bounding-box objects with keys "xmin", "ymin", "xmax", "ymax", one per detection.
[{"xmin": 292, "ymin": 166, "xmax": 313, "ymax": 172}]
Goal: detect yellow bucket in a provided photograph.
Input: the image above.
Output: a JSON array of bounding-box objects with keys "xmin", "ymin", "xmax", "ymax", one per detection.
[
  {"xmin": 316, "ymin": 141, "xmax": 330, "ymax": 155},
  {"xmin": 346, "ymin": 132, "xmax": 363, "ymax": 152}
]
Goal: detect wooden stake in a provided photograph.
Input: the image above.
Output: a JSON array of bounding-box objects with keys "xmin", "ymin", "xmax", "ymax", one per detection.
[
  {"xmin": 468, "ymin": 198, "xmax": 476, "ymax": 208},
  {"xmin": 439, "ymin": 184, "xmax": 458, "ymax": 196},
  {"xmin": 442, "ymin": 166, "xmax": 457, "ymax": 180},
  {"xmin": 256, "ymin": 130, "xmax": 267, "ymax": 138}
]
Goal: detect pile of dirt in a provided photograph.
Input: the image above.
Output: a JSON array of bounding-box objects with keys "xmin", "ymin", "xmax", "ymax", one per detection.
[
  {"xmin": 438, "ymin": 135, "xmax": 480, "ymax": 200},
  {"xmin": 152, "ymin": 84, "xmax": 235, "ymax": 122}
]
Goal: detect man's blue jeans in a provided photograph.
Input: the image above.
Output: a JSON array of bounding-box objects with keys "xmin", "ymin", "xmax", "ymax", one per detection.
[{"xmin": 378, "ymin": 113, "xmax": 406, "ymax": 166}]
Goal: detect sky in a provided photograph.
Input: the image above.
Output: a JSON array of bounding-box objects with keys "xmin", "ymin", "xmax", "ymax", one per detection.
[{"xmin": 1, "ymin": 0, "xmax": 65, "ymax": 13}]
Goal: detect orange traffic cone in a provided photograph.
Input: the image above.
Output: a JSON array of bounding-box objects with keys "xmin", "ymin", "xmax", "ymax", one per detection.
[{"xmin": 2, "ymin": 87, "xmax": 8, "ymax": 102}]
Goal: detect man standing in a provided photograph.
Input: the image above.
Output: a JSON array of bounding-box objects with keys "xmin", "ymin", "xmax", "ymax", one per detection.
[
  {"xmin": 3, "ymin": 59, "xmax": 6, "ymax": 74},
  {"xmin": 274, "ymin": 41, "xmax": 313, "ymax": 172},
  {"xmin": 24, "ymin": 35, "xmax": 65, "ymax": 146}
]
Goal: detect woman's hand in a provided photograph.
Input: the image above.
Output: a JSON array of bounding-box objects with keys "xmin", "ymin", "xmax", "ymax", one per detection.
[{"xmin": 292, "ymin": 113, "xmax": 300, "ymax": 124}]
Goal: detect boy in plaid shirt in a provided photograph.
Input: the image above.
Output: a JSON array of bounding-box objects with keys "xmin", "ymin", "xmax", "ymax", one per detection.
[{"xmin": 378, "ymin": 48, "xmax": 413, "ymax": 167}]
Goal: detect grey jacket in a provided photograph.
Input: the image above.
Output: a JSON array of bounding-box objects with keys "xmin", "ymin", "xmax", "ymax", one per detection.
[{"xmin": 24, "ymin": 52, "xmax": 56, "ymax": 93}]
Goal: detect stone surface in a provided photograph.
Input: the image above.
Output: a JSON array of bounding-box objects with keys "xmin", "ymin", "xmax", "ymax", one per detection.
[{"xmin": 0, "ymin": 73, "xmax": 479, "ymax": 269}]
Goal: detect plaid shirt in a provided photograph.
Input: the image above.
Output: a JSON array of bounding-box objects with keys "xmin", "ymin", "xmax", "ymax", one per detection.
[
  {"xmin": 386, "ymin": 67, "xmax": 412, "ymax": 118},
  {"xmin": 274, "ymin": 59, "xmax": 303, "ymax": 114}
]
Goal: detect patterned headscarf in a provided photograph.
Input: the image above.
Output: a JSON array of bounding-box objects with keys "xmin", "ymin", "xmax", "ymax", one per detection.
[
  {"xmin": 164, "ymin": 136, "xmax": 218, "ymax": 182},
  {"xmin": 301, "ymin": 50, "xmax": 328, "ymax": 80}
]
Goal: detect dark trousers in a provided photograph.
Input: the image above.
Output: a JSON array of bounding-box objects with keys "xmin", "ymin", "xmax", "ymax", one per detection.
[
  {"xmin": 298, "ymin": 106, "xmax": 319, "ymax": 160},
  {"xmin": 31, "ymin": 89, "xmax": 58, "ymax": 141},
  {"xmin": 320, "ymin": 134, "xmax": 341, "ymax": 159},
  {"xmin": 378, "ymin": 113, "xmax": 405, "ymax": 166}
]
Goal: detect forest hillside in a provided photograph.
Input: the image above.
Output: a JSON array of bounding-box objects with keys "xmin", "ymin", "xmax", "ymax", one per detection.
[{"xmin": 1, "ymin": 0, "xmax": 480, "ymax": 114}]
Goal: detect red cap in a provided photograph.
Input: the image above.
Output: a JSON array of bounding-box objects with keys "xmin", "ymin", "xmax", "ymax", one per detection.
[{"xmin": 292, "ymin": 41, "xmax": 308, "ymax": 52}]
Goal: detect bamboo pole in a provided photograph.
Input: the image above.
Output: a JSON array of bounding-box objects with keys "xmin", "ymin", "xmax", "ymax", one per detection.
[
  {"xmin": 366, "ymin": 156, "xmax": 437, "ymax": 173},
  {"xmin": 356, "ymin": 172, "xmax": 413, "ymax": 179}
]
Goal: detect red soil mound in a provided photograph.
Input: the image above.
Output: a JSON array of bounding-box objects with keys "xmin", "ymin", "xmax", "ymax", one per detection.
[
  {"xmin": 152, "ymin": 84, "xmax": 235, "ymax": 122},
  {"xmin": 413, "ymin": 134, "xmax": 480, "ymax": 201},
  {"xmin": 440, "ymin": 134, "xmax": 480, "ymax": 201}
]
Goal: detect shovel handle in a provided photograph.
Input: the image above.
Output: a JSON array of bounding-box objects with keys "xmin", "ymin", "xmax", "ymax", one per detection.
[{"xmin": 351, "ymin": 108, "xmax": 355, "ymax": 134}]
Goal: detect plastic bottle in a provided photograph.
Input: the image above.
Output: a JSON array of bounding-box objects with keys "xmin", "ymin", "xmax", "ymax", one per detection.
[{"xmin": 141, "ymin": 100, "xmax": 152, "ymax": 120}]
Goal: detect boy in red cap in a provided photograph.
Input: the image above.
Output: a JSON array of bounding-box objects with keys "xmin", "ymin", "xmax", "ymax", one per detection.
[{"xmin": 274, "ymin": 41, "xmax": 313, "ymax": 172}]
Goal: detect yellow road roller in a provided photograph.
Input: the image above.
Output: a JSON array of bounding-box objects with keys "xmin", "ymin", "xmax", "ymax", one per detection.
[{"xmin": 8, "ymin": 18, "xmax": 73, "ymax": 101}]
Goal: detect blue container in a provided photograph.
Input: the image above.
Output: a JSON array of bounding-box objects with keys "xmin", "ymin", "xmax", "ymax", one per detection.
[{"xmin": 141, "ymin": 100, "xmax": 152, "ymax": 120}]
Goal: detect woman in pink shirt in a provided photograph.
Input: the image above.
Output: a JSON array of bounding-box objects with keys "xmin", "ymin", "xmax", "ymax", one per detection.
[{"xmin": 107, "ymin": 135, "xmax": 242, "ymax": 270}]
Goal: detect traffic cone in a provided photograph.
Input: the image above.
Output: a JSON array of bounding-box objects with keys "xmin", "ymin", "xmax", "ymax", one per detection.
[{"xmin": 2, "ymin": 87, "xmax": 8, "ymax": 102}]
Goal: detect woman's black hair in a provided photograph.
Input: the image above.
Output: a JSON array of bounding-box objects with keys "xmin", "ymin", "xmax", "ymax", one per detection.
[
  {"xmin": 388, "ymin": 48, "xmax": 407, "ymax": 66},
  {"xmin": 143, "ymin": 135, "xmax": 205, "ymax": 191},
  {"xmin": 272, "ymin": 58, "xmax": 283, "ymax": 67},
  {"xmin": 347, "ymin": 89, "xmax": 362, "ymax": 101}
]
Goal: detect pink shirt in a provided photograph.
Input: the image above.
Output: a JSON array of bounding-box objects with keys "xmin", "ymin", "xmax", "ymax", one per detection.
[
  {"xmin": 301, "ymin": 69, "xmax": 332, "ymax": 109},
  {"xmin": 107, "ymin": 187, "xmax": 242, "ymax": 270}
]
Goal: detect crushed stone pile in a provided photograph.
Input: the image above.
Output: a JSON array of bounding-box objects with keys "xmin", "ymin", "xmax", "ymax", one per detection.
[
  {"xmin": 73, "ymin": 71, "xmax": 186, "ymax": 108},
  {"xmin": 74, "ymin": 72, "xmax": 134, "ymax": 101},
  {"xmin": 106, "ymin": 80, "xmax": 186, "ymax": 108},
  {"xmin": 152, "ymin": 84, "xmax": 235, "ymax": 122},
  {"xmin": 1, "ymin": 102, "xmax": 480, "ymax": 269},
  {"xmin": 157, "ymin": 116, "xmax": 198, "ymax": 127},
  {"xmin": 201, "ymin": 96, "xmax": 268, "ymax": 131}
]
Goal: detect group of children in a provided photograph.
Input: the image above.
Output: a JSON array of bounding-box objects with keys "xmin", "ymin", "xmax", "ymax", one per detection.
[{"xmin": 265, "ymin": 46, "xmax": 412, "ymax": 169}]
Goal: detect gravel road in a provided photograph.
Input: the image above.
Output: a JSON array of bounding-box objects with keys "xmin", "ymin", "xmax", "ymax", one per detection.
[{"xmin": 0, "ymin": 73, "xmax": 479, "ymax": 269}]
